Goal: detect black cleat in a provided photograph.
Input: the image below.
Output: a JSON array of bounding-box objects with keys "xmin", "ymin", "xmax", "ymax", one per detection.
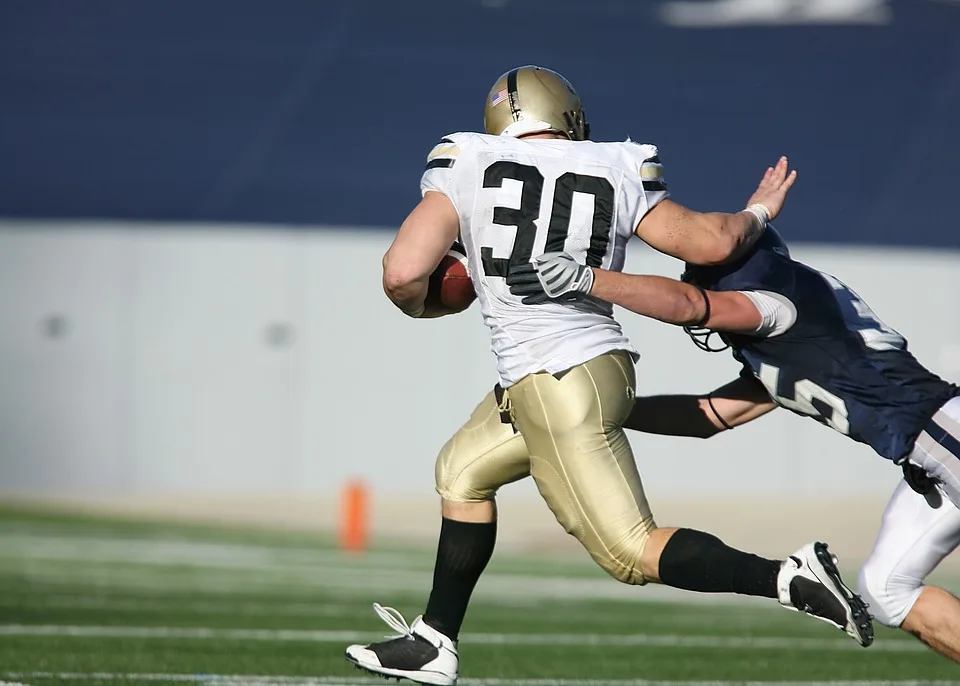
[{"xmin": 345, "ymin": 603, "xmax": 459, "ymax": 685}]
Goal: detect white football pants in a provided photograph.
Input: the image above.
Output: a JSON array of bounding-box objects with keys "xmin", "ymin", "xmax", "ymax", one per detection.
[{"xmin": 859, "ymin": 398, "xmax": 960, "ymax": 627}]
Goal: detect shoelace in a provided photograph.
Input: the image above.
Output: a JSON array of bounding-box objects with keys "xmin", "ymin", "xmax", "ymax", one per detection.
[{"xmin": 373, "ymin": 602, "xmax": 414, "ymax": 640}]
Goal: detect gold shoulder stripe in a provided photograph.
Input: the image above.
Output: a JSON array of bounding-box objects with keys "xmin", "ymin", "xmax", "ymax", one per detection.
[
  {"xmin": 427, "ymin": 143, "xmax": 460, "ymax": 163},
  {"xmin": 640, "ymin": 162, "xmax": 664, "ymax": 180}
]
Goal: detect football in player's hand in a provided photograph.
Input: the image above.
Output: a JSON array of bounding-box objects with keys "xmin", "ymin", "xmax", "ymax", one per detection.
[{"xmin": 426, "ymin": 246, "xmax": 476, "ymax": 314}]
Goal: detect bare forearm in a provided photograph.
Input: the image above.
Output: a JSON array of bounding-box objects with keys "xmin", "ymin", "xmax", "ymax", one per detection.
[
  {"xmin": 626, "ymin": 395, "xmax": 722, "ymax": 438},
  {"xmin": 698, "ymin": 209, "xmax": 765, "ymax": 265},
  {"xmin": 637, "ymin": 158, "xmax": 794, "ymax": 266},
  {"xmin": 590, "ymin": 269, "xmax": 705, "ymax": 326},
  {"xmin": 625, "ymin": 377, "xmax": 777, "ymax": 439},
  {"xmin": 641, "ymin": 201, "xmax": 766, "ymax": 266},
  {"xmin": 588, "ymin": 267, "xmax": 764, "ymax": 333},
  {"xmin": 383, "ymin": 272, "xmax": 460, "ymax": 319},
  {"xmin": 382, "ymin": 190, "xmax": 461, "ymax": 318}
]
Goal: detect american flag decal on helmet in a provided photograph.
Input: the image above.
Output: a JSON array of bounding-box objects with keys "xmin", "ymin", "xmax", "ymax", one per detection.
[{"xmin": 490, "ymin": 89, "xmax": 509, "ymax": 107}]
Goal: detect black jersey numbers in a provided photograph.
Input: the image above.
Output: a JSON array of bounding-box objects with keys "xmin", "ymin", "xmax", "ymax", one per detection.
[
  {"xmin": 479, "ymin": 162, "xmax": 615, "ymax": 279},
  {"xmin": 480, "ymin": 162, "xmax": 544, "ymax": 278},
  {"xmin": 548, "ymin": 173, "xmax": 615, "ymax": 267}
]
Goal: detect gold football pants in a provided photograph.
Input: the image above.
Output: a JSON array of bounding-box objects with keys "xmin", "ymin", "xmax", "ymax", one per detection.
[{"xmin": 435, "ymin": 351, "xmax": 655, "ymax": 584}]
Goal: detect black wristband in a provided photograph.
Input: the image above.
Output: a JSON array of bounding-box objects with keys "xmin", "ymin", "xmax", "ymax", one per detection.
[
  {"xmin": 707, "ymin": 393, "xmax": 734, "ymax": 431},
  {"xmin": 692, "ymin": 285, "xmax": 711, "ymax": 328}
]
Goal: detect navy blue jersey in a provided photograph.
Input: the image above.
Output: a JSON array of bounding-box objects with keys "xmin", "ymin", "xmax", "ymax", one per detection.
[{"xmin": 684, "ymin": 228, "xmax": 959, "ymax": 462}]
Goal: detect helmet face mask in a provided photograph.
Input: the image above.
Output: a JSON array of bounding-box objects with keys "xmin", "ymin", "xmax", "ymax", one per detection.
[
  {"xmin": 679, "ymin": 266, "xmax": 731, "ymax": 353},
  {"xmin": 484, "ymin": 66, "xmax": 590, "ymax": 141}
]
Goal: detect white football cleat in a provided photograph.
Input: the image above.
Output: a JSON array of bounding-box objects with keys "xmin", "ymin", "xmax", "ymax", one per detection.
[
  {"xmin": 777, "ymin": 541, "xmax": 874, "ymax": 647},
  {"xmin": 345, "ymin": 603, "xmax": 459, "ymax": 685}
]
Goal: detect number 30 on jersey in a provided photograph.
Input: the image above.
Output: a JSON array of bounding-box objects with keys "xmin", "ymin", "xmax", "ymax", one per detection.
[{"xmin": 480, "ymin": 161, "xmax": 614, "ymax": 278}]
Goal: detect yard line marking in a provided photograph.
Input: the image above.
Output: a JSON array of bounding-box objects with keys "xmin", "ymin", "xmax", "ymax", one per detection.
[
  {"xmin": 0, "ymin": 595, "xmax": 360, "ymax": 618},
  {"xmin": 0, "ymin": 528, "xmax": 791, "ymax": 607},
  {"xmin": 0, "ymin": 624, "xmax": 925, "ymax": 652},
  {"xmin": 4, "ymin": 673, "xmax": 958, "ymax": 686},
  {"xmin": 0, "ymin": 531, "xmax": 436, "ymax": 571},
  {"xmin": 3, "ymin": 540, "xmax": 782, "ymax": 607}
]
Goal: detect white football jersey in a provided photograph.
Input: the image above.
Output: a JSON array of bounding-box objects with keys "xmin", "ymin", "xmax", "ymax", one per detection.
[{"xmin": 420, "ymin": 132, "xmax": 669, "ymax": 387}]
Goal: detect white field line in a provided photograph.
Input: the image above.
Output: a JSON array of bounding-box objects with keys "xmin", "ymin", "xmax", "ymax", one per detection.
[
  {"xmin": 0, "ymin": 544, "xmax": 578, "ymax": 589},
  {"xmin": 0, "ymin": 596, "xmax": 362, "ymax": 618},
  {"xmin": 0, "ymin": 527, "xmax": 583, "ymax": 579},
  {"xmin": 0, "ymin": 530, "xmax": 627, "ymax": 603},
  {"xmin": 0, "ymin": 527, "xmax": 821, "ymax": 607},
  {"xmin": 0, "ymin": 532, "xmax": 435, "ymax": 573},
  {"xmin": 0, "ymin": 592, "xmax": 779, "ymax": 627},
  {"xmin": 5, "ymin": 557, "xmax": 768, "ymax": 607},
  {"xmin": 4, "ymin": 673, "xmax": 958, "ymax": 686},
  {"xmin": 5, "ymin": 527, "xmax": 954, "ymax": 611},
  {"xmin": 18, "ymin": 528, "xmax": 933, "ymax": 607},
  {"xmin": 0, "ymin": 624, "xmax": 925, "ymax": 652},
  {"xmin": 0, "ymin": 525, "xmax": 583, "ymax": 578}
]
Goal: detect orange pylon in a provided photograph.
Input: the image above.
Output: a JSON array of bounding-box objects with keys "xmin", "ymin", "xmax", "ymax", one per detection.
[{"xmin": 340, "ymin": 479, "xmax": 369, "ymax": 553}]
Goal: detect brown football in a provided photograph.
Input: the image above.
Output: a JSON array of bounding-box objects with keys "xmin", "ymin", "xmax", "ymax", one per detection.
[{"xmin": 426, "ymin": 247, "xmax": 476, "ymax": 313}]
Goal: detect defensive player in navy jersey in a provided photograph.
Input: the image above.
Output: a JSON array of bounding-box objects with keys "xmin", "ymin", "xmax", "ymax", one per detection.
[{"xmin": 518, "ymin": 227, "xmax": 960, "ymax": 662}]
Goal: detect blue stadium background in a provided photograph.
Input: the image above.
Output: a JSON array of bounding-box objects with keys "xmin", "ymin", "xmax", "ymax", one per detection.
[{"xmin": 1, "ymin": 0, "xmax": 958, "ymax": 246}]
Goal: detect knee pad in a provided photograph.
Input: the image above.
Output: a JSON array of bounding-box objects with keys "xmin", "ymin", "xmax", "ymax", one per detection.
[
  {"xmin": 593, "ymin": 551, "xmax": 647, "ymax": 586},
  {"xmin": 435, "ymin": 439, "xmax": 494, "ymax": 502},
  {"xmin": 435, "ymin": 431, "xmax": 529, "ymax": 503},
  {"xmin": 435, "ymin": 390, "xmax": 529, "ymax": 502},
  {"xmin": 858, "ymin": 560, "xmax": 924, "ymax": 628},
  {"xmin": 585, "ymin": 526, "xmax": 651, "ymax": 586}
]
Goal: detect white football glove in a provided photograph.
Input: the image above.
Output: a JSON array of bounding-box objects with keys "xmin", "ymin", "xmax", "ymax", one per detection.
[{"xmin": 533, "ymin": 251, "xmax": 594, "ymax": 299}]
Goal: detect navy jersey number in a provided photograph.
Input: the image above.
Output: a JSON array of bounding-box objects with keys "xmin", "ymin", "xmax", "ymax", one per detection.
[
  {"xmin": 758, "ymin": 363, "xmax": 850, "ymax": 434},
  {"xmin": 819, "ymin": 272, "xmax": 906, "ymax": 352}
]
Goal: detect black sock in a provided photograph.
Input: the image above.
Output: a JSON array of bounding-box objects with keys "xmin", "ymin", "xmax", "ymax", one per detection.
[
  {"xmin": 657, "ymin": 528, "xmax": 781, "ymax": 598},
  {"xmin": 422, "ymin": 517, "xmax": 497, "ymax": 640}
]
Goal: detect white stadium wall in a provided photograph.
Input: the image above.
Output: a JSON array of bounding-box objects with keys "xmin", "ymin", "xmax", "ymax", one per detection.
[{"xmin": 1, "ymin": 221, "xmax": 959, "ymax": 558}]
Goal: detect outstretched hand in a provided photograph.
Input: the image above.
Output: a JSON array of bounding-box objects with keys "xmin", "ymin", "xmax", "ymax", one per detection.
[{"xmin": 745, "ymin": 156, "xmax": 797, "ymax": 222}]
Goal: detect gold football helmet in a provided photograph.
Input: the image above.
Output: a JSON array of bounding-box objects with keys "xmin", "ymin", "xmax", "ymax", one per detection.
[{"xmin": 483, "ymin": 65, "xmax": 590, "ymax": 141}]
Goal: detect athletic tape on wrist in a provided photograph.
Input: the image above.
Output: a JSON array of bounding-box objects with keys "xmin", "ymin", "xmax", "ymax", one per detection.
[{"xmin": 744, "ymin": 203, "xmax": 770, "ymax": 228}]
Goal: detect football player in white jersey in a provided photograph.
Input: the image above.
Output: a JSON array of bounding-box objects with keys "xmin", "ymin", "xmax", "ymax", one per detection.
[{"xmin": 345, "ymin": 66, "xmax": 872, "ymax": 685}]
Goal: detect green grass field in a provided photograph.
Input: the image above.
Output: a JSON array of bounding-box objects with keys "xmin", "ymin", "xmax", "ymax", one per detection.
[{"xmin": 0, "ymin": 506, "xmax": 957, "ymax": 686}]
